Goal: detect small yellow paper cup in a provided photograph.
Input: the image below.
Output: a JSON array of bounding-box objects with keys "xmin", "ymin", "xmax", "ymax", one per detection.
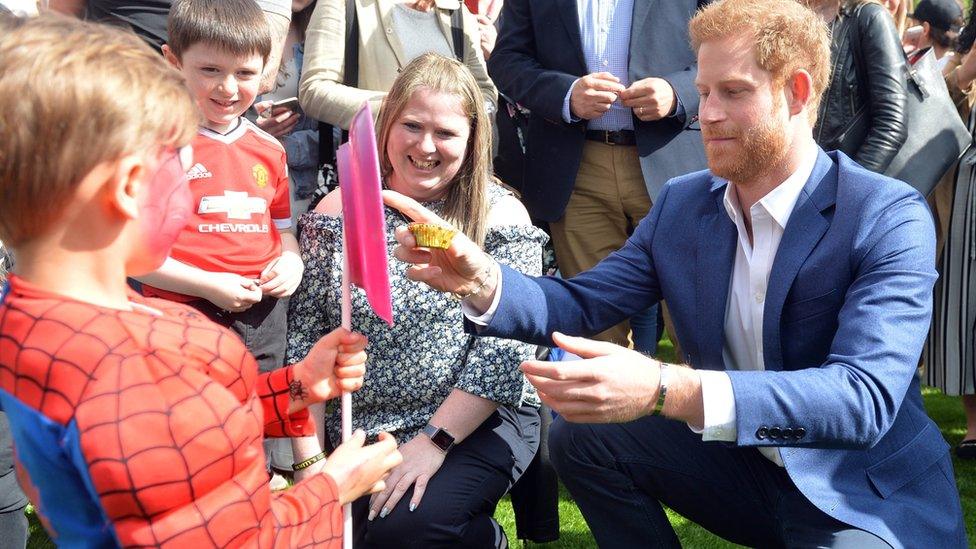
[{"xmin": 408, "ymin": 223, "xmax": 458, "ymax": 249}]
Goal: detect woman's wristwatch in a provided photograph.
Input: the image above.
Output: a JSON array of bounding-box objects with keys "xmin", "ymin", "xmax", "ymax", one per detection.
[{"xmin": 421, "ymin": 423, "xmax": 456, "ymax": 453}]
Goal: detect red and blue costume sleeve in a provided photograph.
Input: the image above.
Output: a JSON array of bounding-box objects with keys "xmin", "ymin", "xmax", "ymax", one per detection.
[{"xmin": 0, "ymin": 277, "xmax": 342, "ymax": 548}]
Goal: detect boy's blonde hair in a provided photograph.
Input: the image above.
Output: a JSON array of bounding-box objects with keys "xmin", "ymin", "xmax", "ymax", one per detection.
[
  {"xmin": 167, "ymin": 0, "xmax": 272, "ymax": 63},
  {"xmin": 690, "ymin": 0, "xmax": 831, "ymax": 123},
  {"xmin": 0, "ymin": 15, "xmax": 199, "ymax": 247},
  {"xmin": 376, "ymin": 53, "xmax": 492, "ymax": 246}
]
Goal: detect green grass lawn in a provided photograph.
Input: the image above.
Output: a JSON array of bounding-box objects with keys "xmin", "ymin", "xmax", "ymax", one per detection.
[{"xmin": 23, "ymin": 340, "xmax": 976, "ymax": 548}]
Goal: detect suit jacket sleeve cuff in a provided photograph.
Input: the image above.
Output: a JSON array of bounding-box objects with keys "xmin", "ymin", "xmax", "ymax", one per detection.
[
  {"xmin": 669, "ymin": 94, "xmax": 686, "ymax": 121},
  {"xmin": 661, "ymin": 67, "xmax": 700, "ymax": 123},
  {"xmin": 562, "ymin": 78, "xmax": 582, "ymax": 123}
]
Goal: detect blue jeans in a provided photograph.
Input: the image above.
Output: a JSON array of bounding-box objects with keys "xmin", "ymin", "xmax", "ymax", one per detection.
[{"xmin": 549, "ymin": 415, "xmax": 891, "ymax": 548}]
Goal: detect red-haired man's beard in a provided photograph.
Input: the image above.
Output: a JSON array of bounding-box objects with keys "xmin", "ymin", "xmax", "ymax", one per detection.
[{"xmin": 702, "ymin": 115, "xmax": 789, "ymax": 185}]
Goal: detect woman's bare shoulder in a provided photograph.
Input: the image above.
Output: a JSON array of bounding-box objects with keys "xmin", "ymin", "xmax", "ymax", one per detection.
[
  {"xmin": 313, "ymin": 189, "xmax": 344, "ymax": 217},
  {"xmin": 486, "ymin": 193, "xmax": 531, "ymax": 228}
]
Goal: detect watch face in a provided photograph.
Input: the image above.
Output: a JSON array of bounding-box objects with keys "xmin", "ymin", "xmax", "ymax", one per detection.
[{"xmin": 430, "ymin": 428, "xmax": 455, "ymax": 450}]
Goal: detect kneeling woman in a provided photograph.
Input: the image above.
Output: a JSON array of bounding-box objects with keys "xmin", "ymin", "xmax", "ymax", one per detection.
[{"xmin": 287, "ymin": 52, "xmax": 545, "ymax": 547}]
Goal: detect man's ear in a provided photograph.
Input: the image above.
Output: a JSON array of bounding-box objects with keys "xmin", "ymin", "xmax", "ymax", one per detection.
[
  {"xmin": 785, "ymin": 69, "xmax": 814, "ymax": 117},
  {"xmin": 161, "ymin": 45, "xmax": 181, "ymax": 69},
  {"xmin": 108, "ymin": 154, "xmax": 146, "ymax": 222}
]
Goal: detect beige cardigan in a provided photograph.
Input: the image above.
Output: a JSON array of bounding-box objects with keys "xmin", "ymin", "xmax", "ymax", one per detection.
[{"xmin": 299, "ymin": 0, "xmax": 497, "ymax": 129}]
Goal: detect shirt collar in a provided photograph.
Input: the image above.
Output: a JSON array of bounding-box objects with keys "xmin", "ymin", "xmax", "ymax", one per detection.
[{"xmin": 722, "ymin": 146, "xmax": 818, "ymax": 230}]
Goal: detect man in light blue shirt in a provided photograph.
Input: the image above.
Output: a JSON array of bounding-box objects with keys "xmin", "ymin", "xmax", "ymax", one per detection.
[{"xmin": 489, "ymin": 0, "xmax": 708, "ymax": 351}]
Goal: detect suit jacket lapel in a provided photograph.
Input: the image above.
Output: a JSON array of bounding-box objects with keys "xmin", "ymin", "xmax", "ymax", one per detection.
[
  {"xmin": 762, "ymin": 150, "xmax": 837, "ymax": 370},
  {"xmin": 558, "ymin": 0, "xmax": 587, "ymax": 70},
  {"xmin": 696, "ymin": 178, "xmax": 737, "ymax": 371}
]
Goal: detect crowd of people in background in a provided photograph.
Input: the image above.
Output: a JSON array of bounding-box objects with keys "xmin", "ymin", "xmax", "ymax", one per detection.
[{"xmin": 2, "ymin": 0, "xmax": 976, "ymax": 547}]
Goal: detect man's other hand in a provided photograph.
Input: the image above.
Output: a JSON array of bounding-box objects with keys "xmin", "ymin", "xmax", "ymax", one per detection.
[
  {"xmin": 520, "ymin": 332, "xmax": 661, "ymax": 423},
  {"xmin": 619, "ymin": 77, "xmax": 677, "ymax": 121},
  {"xmin": 570, "ymin": 72, "xmax": 626, "ymax": 120}
]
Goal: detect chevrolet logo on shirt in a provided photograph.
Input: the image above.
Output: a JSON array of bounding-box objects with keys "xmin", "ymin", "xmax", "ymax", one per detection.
[{"xmin": 198, "ymin": 191, "xmax": 267, "ymax": 220}]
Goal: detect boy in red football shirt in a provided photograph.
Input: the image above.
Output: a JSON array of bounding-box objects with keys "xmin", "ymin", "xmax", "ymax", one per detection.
[
  {"xmin": 0, "ymin": 14, "xmax": 399, "ymax": 548},
  {"xmin": 138, "ymin": 0, "xmax": 302, "ymax": 377}
]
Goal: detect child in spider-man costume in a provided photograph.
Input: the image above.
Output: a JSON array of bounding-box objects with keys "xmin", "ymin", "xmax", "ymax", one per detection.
[{"xmin": 0, "ymin": 15, "xmax": 400, "ymax": 548}]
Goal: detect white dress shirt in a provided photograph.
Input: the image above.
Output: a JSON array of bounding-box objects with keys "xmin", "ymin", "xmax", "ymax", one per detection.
[
  {"xmin": 466, "ymin": 148, "xmax": 820, "ymax": 466},
  {"xmin": 697, "ymin": 148, "xmax": 818, "ymax": 466}
]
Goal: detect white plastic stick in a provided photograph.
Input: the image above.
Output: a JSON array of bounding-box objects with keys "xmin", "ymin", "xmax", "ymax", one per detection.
[{"xmin": 341, "ymin": 235, "xmax": 353, "ymax": 549}]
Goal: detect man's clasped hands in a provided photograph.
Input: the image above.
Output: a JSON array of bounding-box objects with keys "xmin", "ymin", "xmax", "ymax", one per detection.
[{"xmin": 571, "ymin": 72, "xmax": 678, "ymax": 121}]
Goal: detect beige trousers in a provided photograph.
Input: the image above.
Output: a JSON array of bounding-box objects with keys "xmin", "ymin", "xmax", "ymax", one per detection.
[{"xmin": 549, "ymin": 141, "xmax": 652, "ymax": 347}]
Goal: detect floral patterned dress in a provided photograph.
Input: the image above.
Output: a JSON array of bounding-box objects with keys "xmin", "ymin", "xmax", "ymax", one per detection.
[{"xmin": 287, "ymin": 184, "xmax": 545, "ymax": 446}]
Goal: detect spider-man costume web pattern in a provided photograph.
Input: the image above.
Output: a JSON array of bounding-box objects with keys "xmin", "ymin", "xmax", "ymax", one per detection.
[{"xmin": 0, "ymin": 276, "xmax": 342, "ymax": 547}]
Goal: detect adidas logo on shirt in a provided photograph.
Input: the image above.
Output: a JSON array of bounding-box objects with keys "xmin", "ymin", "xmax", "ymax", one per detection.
[{"xmin": 186, "ymin": 163, "xmax": 213, "ymax": 180}]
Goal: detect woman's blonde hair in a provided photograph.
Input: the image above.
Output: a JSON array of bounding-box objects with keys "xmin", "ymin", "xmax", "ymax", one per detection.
[
  {"xmin": 376, "ymin": 52, "xmax": 492, "ymax": 246},
  {"xmin": 0, "ymin": 15, "xmax": 199, "ymax": 247}
]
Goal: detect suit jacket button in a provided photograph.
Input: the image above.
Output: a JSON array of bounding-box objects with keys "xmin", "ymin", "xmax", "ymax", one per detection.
[
  {"xmin": 782, "ymin": 427, "xmax": 793, "ymax": 439},
  {"xmin": 794, "ymin": 427, "xmax": 806, "ymax": 439},
  {"xmin": 769, "ymin": 426, "xmax": 782, "ymax": 439},
  {"xmin": 756, "ymin": 427, "xmax": 768, "ymax": 440}
]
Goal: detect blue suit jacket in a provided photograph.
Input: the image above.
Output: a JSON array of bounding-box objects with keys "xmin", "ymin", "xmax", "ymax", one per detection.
[
  {"xmin": 476, "ymin": 150, "xmax": 966, "ymax": 547},
  {"xmin": 487, "ymin": 0, "xmax": 709, "ymax": 221}
]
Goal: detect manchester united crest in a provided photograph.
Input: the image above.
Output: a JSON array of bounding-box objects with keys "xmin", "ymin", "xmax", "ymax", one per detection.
[{"xmin": 252, "ymin": 163, "xmax": 269, "ymax": 188}]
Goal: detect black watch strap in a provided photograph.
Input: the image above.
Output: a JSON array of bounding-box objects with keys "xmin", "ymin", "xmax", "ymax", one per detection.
[{"xmin": 421, "ymin": 423, "xmax": 456, "ymax": 453}]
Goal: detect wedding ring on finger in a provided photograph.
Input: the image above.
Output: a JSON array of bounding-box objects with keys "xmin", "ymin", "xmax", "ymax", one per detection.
[{"xmin": 637, "ymin": 105, "xmax": 645, "ymax": 117}]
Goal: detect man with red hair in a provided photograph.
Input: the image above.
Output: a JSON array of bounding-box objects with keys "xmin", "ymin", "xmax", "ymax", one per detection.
[{"xmin": 385, "ymin": 0, "xmax": 967, "ymax": 546}]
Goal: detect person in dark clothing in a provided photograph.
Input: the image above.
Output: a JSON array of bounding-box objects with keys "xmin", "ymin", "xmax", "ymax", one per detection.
[
  {"xmin": 806, "ymin": 0, "xmax": 908, "ymax": 174},
  {"xmin": 905, "ymin": 0, "xmax": 963, "ymax": 66}
]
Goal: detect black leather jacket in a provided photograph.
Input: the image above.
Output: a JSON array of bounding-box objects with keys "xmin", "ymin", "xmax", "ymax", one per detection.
[{"xmin": 814, "ymin": 2, "xmax": 907, "ymax": 173}]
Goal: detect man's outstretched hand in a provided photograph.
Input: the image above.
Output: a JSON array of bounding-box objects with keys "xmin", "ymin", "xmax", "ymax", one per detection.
[
  {"xmin": 520, "ymin": 332, "xmax": 662, "ymax": 423},
  {"xmin": 383, "ymin": 190, "xmax": 498, "ymax": 312},
  {"xmin": 523, "ymin": 332, "xmax": 705, "ymax": 426}
]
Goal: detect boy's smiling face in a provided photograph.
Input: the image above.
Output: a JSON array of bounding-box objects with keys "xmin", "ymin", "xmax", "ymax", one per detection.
[{"xmin": 169, "ymin": 42, "xmax": 264, "ymax": 133}]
